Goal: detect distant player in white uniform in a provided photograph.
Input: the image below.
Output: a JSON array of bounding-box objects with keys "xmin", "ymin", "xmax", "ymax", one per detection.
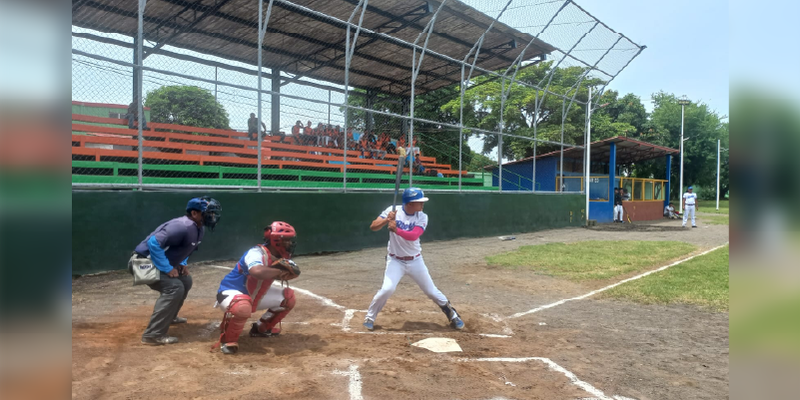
[
  {"xmin": 682, "ymin": 186, "xmax": 698, "ymax": 228},
  {"xmin": 363, "ymin": 187, "xmax": 465, "ymax": 331}
]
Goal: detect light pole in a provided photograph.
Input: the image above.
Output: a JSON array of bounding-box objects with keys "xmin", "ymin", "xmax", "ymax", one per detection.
[
  {"xmin": 716, "ymin": 139, "xmax": 728, "ymax": 210},
  {"xmin": 678, "ymin": 97, "xmax": 691, "ymax": 213}
]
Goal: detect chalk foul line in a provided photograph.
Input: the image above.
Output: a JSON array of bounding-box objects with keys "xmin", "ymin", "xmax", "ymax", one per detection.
[{"xmin": 508, "ymin": 243, "xmax": 729, "ymax": 319}]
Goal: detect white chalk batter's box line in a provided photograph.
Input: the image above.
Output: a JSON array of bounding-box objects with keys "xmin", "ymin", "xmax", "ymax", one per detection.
[
  {"xmin": 206, "ymin": 265, "xmax": 514, "ymax": 337},
  {"xmin": 331, "ymin": 357, "xmax": 637, "ymax": 400},
  {"xmin": 209, "ymin": 242, "xmax": 727, "ymax": 335}
]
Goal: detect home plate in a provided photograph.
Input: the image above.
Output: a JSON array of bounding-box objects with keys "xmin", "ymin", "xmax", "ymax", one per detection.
[{"xmin": 411, "ymin": 337, "xmax": 462, "ymax": 353}]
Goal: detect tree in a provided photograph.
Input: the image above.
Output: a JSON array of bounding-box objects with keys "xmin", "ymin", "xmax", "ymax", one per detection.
[
  {"xmin": 630, "ymin": 92, "xmax": 729, "ymax": 199},
  {"xmin": 466, "ymin": 150, "xmax": 497, "ymax": 171},
  {"xmin": 145, "ymin": 85, "xmax": 230, "ymax": 129},
  {"xmin": 441, "ymin": 62, "xmax": 608, "ymax": 160}
]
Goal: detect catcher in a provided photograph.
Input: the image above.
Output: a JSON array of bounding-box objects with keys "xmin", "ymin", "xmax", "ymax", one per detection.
[{"xmin": 212, "ymin": 221, "xmax": 301, "ymax": 354}]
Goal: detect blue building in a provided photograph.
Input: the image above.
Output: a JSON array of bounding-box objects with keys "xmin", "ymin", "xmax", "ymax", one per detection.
[{"xmin": 489, "ymin": 136, "xmax": 679, "ymax": 223}]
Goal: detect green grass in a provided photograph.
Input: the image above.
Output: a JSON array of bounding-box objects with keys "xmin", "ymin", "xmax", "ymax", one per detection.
[
  {"xmin": 704, "ymin": 214, "xmax": 729, "ymax": 225},
  {"xmin": 604, "ymin": 245, "xmax": 729, "ymax": 311},
  {"xmin": 701, "ymin": 199, "xmax": 729, "ymax": 215},
  {"xmin": 485, "ymin": 241, "xmax": 697, "ymax": 281}
]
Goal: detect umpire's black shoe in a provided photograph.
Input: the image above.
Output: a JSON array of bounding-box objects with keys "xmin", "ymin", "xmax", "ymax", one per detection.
[{"xmin": 141, "ymin": 336, "xmax": 178, "ymax": 345}]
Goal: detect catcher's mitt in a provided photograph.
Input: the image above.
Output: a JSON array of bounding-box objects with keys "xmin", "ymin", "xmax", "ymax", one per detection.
[{"xmin": 272, "ymin": 258, "xmax": 300, "ymax": 281}]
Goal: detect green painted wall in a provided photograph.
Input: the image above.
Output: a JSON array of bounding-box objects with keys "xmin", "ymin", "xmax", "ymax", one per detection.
[
  {"xmin": 71, "ymin": 102, "xmax": 150, "ymax": 128},
  {"xmin": 72, "ymin": 191, "xmax": 585, "ymax": 275}
]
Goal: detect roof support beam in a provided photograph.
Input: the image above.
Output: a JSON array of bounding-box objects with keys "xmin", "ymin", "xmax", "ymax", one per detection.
[
  {"xmin": 143, "ymin": 0, "xmax": 233, "ymax": 59},
  {"xmin": 152, "ymin": 0, "xmax": 458, "ymax": 86},
  {"xmin": 74, "ymin": 3, "xmax": 411, "ymax": 92}
]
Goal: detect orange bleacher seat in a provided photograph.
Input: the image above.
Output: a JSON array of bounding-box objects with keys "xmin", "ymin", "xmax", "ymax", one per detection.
[{"xmin": 72, "ymin": 115, "xmax": 460, "ymax": 175}]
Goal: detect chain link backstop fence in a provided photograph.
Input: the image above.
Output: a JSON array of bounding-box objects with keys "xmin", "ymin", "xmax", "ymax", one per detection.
[{"xmin": 71, "ymin": 0, "xmax": 643, "ymax": 194}]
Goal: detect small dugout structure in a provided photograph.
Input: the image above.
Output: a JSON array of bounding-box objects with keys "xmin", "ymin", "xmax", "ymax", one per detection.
[{"xmin": 489, "ymin": 136, "xmax": 679, "ymax": 223}]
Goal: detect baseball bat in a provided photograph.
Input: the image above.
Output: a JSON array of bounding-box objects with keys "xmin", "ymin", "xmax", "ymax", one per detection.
[{"xmin": 392, "ymin": 156, "xmax": 405, "ymax": 212}]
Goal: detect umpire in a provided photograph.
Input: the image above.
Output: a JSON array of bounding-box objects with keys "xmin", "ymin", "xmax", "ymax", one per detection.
[{"xmin": 132, "ymin": 196, "xmax": 222, "ymax": 345}]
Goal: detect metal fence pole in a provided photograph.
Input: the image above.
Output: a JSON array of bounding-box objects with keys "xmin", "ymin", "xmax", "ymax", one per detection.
[
  {"xmin": 585, "ymin": 87, "xmax": 592, "ymax": 224},
  {"xmin": 532, "ymin": 91, "xmax": 538, "ymax": 192},
  {"xmin": 458, "ymin": 63, "xmax": 465, "ymax": 192},
  {"xmin": 343, "ymin": 0, "xmax": 369, "ymax": 192},
  {"xmin": 137, "ymin": 0, "xmax": 145, "ymax": 190},
  {"xmin": 257, "ymin": 0, "xmax": 264, "ymax": 192}
]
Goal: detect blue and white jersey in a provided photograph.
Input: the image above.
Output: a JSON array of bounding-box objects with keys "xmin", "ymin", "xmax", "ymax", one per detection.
[
  {"xmin": 218, "ymin": 246, "xmax": 268, "ymax": 293},
  {"xmin": 683, "ymin": 192, "xmax": 698, "ymax": 206},
  {"xmin": 380, "ymin": 206, "xmax": 428, "ymax": 257}
]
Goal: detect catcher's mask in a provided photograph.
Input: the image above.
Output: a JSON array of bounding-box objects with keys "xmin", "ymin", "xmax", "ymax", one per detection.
[
  {"xmin": 264, "ymin": 221, "xmax": 297, "ymax": 259},
  {"xmin": 186, "ymin": 196, "xmax": 222, "ymax": 231}
]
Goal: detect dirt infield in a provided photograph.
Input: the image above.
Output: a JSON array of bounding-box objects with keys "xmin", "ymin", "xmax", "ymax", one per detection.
[{"xmin": 73, "ymin": 217, "xmax": 729, "ymax": 399}]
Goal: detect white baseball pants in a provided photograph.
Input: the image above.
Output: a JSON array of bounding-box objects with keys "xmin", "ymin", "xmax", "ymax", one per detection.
[
  {"xmin": 614, "ymin": 205, "xmax": 624, "ymax": 221},
  {"xmin": 683, "ymin": 205, "xmax": 696, "ymax": 227},
  {"xmin": 217, "ymin": 287, "xmax": 286, "ymax": 315},
  {"xmin": 365, "ymin": 255, "xmax": 448, "ymax": 322}
]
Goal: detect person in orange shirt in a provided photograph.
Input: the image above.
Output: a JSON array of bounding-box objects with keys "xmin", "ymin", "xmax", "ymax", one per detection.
[
  {"xmin": 346, "ymin": 128, "xmax": 356, "ymax": 150},
  {"xmin": 296, "ymin": 121, "xmax": 313, "ymax": 146},
  {"xmin": 333, "ymin": 125, "xmax": 343, "ymax": 149},
  {"xmin": 291, "ymin": 121, "xmax": 302, "ymax": 145}
]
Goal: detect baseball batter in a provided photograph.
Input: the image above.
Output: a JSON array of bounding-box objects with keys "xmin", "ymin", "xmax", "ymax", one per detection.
[
  {"xmin": 682, "ymin": 186, "xmax": 699, "ymax": 228},
  {"xmin": 213, "ymin": 221, "xmax": 301, "ymax": 354},
  {"xmin": 363, "ymin": 187, "xmax": 465, "ymax": 331}
]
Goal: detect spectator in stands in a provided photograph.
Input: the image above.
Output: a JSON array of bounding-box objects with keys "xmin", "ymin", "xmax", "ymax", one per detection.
[
  {"xmin": 290, "ymin": 120, "xmax": 304, "ymax": 144},
  {"xmin": 412, "ymin": 152, "xmax": 425, "ymax": 174},
  {"xmin": 359, "ymin": 132, "xmax": 372, "ymax": 159},
  {"xmin": 437, "ymin": 171, "xmax": 444, "ymax": 178},
  {"xmin": 301, "ymin": 121, "xmax": 314, "ymax": 145},
  {"xmin": 384, "ymin": 133, "xmax": 397, "ymax": 155},
  {"xmin": 622, "ymin": 188, "xmax": 631, "ymax": 201},
  {"xmin": 346, "ymin": 128, "xmax": 357, "ymax": 150},
  {"xmin": 127, "ymin": 98, "xmax": 148, "ymax": 130},
  {"xmin": 332, "ymin": 125, "xmax": 343, "ymax": 148},
  {"xmin": 247, "ymin": 113, "xmax": 266, "ymax": 141},
  {"xmin": 319, "ymin": 124, "xmax": 332, "ymax": 148}
]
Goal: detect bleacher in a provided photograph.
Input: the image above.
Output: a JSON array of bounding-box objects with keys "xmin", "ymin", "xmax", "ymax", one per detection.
[{"xmin": 71, "ymin": 114, "xmax": 487, "ymax": 190}]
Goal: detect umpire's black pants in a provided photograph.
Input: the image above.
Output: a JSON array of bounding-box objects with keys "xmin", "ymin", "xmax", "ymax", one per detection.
[{"xmin": 142, "ymin": 272, "xmax": 192, "ymax": 339}]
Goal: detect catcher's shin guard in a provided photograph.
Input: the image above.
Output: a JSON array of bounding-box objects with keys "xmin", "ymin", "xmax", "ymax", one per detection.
[
  {"xmin": 439, "ymin": 301, "xmax": 460, "ymax": 321},
  {"xmin": 256, "ymin": 288, "xmax": 295, "ymax": 335},
  {"xmin": 212, "ymin": 294, "xmax": 253, "ymax": 352}
]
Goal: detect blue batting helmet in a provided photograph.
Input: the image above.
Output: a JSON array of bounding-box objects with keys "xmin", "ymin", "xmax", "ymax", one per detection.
[{"xmin": 402, "ymin": 187, "xmax": 429, "ymax": 205}]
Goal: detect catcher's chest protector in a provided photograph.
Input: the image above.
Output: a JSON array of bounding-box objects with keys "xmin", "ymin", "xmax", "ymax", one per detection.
[{"xmin": 244, "ymin": 245, "xmax": 276, "ymax": 312}]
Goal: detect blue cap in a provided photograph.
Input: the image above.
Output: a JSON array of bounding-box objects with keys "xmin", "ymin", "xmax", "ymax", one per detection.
[
  {"xmin": 688, "ymin": 186, "xmax": 693, "ymax": 190},
  {"xmin": 186, "ymin": 197, "xmax": 209, "ymax": 212},
  {"xmin": 402, "ymin": 187, "xmax": 429, "ymax": 205}
]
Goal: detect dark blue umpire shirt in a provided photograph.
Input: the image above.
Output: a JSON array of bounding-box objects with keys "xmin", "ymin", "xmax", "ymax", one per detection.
[{"xmin": 134, "ymin": 216, "xmax": 204, "ymax": 273}]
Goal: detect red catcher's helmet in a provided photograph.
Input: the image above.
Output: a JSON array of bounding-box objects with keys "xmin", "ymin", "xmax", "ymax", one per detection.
[{"xmin": 264, "ymin": 221, "xmax": 297, "ymax": 259}]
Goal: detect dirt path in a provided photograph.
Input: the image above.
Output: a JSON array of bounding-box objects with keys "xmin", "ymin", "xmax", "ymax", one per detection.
[{"xmin": 73, "ymin": 217, "xmax": 728, "ymax": 399}]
